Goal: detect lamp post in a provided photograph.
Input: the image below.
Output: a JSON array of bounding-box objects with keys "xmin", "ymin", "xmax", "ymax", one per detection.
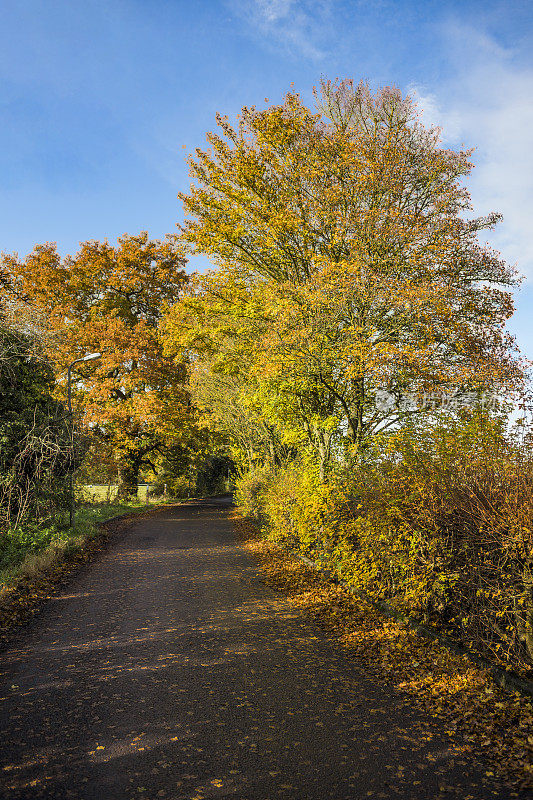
[{"xmin": 67, "ymin": 353, "xmax": 101, "ymax": 528}]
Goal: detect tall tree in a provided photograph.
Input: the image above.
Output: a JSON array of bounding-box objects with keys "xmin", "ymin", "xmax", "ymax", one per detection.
[
  {"xmin": 172, "ymin": 79, "xmax": 524, "ymax": 476},
  {"xmin": 3, "ymin": 232, "xmax": 189, "ymax": 497},
  {"xmin": 163, "ymin": 274, "xmax": 314, "ymax": 472}
]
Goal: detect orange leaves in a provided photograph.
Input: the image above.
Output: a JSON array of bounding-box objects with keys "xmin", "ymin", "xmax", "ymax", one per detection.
[
  {"xmin": 2, "ymin": 233, "xmax": 191, "ymax": 484},
  {"xmin": 244, "ymin": 520, "xmax": 533, "ymax": 791}
]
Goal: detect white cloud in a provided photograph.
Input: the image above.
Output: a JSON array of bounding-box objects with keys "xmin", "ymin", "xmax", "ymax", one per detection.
[
  {"xmin": 228, "ymin": 0, "xmax": 333, "ymax": 60},
  {"xmin": 255, "ymin": 0, "xmax": 294, "ymax": 23},
  {"xmin": 410, "ymin": 24, "xmax": 533, "ymax": 281}
]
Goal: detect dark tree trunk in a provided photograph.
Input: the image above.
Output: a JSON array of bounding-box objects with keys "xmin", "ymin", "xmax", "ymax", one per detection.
[{"xmin": 117, "ymin": 461, "xmax": 139, "ymax": 500}]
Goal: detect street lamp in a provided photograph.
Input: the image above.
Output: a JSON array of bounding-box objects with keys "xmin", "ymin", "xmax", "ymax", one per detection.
[{"xmin": 67, "ymin": 353, "xmax": 101, "ymax": 527}]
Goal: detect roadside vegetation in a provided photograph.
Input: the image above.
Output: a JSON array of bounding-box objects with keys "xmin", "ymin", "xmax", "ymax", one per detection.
[
  {"xmin": 0, "ymin": 500, "xmax": 149, "ymax": 590},
  {"xmin": 236, "ymin": 411, "xmax": 533, "ymax": 675},
  {"xmin": 1, "ymin": 76, "xmax": 533, "ymax": 697},
  {"xmin": 0, "ymin": 269, "xmax": 164, "ymax": 596},
  {"xmin": 165, "ymin": 78, "xmax": 533, "ymax": 681}
]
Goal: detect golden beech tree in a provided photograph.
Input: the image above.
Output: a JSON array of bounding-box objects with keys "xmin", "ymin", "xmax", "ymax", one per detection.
[
  {"xmin": 163, "ymin": 280, "xmax": 294, "ymax": 472},
  {"xmin": 172, "ymin": 78, "xmax": 526, "ymax": 478},
  {"xmin": 3, "ymin": 232, "xmax": 189, "ymax": 497},
  {"xmin": 163, "ymin": 272, "xmax": 322, "ymax": 472}
]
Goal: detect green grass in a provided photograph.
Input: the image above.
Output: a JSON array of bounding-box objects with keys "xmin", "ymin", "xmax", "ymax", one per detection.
[
  {"xmin": 80, "ymin": 484, "xmax": 152, "ymax": 503},
  {"xmin": 0, "ymin": 500, "xmax": 149, "ymax": 589}
]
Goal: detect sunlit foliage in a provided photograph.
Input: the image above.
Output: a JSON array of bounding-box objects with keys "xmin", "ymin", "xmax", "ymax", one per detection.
[
  {"xmin": 169, "ymin": 77, "xmax": 533, "ymax": 670},
  {"xmin": 238, "ymin": 410, "xmax": 533, "ymax": 672},
  {"xmin": 3, "ymin": 232, "xmax": 190, "ymax": 497},
  {"xmin": 169, "ymin": 79, "xmax": 524, "ymax": 479}
]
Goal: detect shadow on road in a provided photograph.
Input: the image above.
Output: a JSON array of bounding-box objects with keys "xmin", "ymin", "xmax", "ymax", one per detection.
[{"xmin": 0, "ymin": 500, "xmax": 524, "ymax": 799}]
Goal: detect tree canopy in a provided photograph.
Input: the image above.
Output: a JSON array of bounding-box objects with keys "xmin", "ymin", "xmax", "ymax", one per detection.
[
  {"xmin": 166, "ymin": 79, "xmax": 524, "ymax": 477},
  {"xmin": 3, "ymin": 232, "xmax": 191, "ymax": 496}
]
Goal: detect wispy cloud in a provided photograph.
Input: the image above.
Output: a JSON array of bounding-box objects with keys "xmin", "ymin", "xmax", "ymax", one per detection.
[
  {"xmin": 410, "ymin": 23, "xmax": 533, "ymax": 281},
  {"xmin": 228, "ymin": 0, "xmax": 333, "ymax": 60}
]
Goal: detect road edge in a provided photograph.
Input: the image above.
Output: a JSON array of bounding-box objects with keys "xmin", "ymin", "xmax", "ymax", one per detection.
[{"xmin": 0, "ymin": 504, "xmax": 165, "ymax": 646}]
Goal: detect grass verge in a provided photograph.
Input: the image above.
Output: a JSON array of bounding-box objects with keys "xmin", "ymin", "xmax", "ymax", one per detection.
[
  {"xmin": 0, "ymin": 501, "xmax": 158, "ymax": 641},
  {"xmin": 233, "ymin": 513, "xmax": 533, "ymax": 795}
]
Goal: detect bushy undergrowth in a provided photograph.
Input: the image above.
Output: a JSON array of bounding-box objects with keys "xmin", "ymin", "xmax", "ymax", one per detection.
[
  {"xmin": 236, "ymin": 412, "xmax": 533, "ymax": 673},
  {"xmin": 0, "ymin": 501, "xmax": 146, "ymax": 588},
  {"xmin": 0, "ymin": 324, "xmax": 76, "ymax": 530}
]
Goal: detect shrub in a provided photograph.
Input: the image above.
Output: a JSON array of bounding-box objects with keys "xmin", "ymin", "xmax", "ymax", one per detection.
[
  {"xmin": 363, "ymin": 413, "xmax": 533, "ymax": 670},
  {"xmin": 0, "ymin": 325, "xmax": 73, "ymax": 529},
  {"xmin": 237, "ymin": 411, "xmax": 533, "ymax": 673},
  {"xmin": 234, "ymin": 465, "xmax": 275, "ymax": 523}
]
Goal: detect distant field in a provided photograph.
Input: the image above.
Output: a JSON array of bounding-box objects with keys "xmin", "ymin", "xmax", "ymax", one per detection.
[{"xmin": 80, "ymin": 484, "xmax": 153, "ymax": 503}]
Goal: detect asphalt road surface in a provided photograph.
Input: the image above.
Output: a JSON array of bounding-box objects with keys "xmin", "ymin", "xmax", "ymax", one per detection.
[{"xmin": 0, "ymin": 499, "xmax": 528, "ymax": 799}]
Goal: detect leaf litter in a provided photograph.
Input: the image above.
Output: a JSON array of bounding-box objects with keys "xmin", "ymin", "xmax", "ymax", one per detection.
[{"xmin": 235, "ymin": 515, "xmax": 533, "ymax": 794}]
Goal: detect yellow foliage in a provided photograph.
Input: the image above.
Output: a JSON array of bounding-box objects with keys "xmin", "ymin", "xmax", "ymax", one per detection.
[
  {"xmin": 237, "ymin": 411, "xmax": 533, "ymax": 673},
  {"xmin": 172, "ymin": 78, "xmax": 524, "ymax": 473}
]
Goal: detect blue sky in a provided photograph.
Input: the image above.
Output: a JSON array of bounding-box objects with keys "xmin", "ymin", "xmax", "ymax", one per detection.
[{"xmin": 1, "ymin": 0, "xmax": 533, "ymax": 356}]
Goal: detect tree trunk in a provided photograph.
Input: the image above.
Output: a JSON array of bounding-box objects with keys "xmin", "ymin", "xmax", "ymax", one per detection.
[
  {"xmin": 317, "ymin": 430, "xmax": 332, "ymax": 483},
  {"xmin": 517, "ymin": 568, "xmax": 533, "ymax": 662},
  {"xmin": 117, "ymin": 461, "xmax": 139, "ymax": 500}
]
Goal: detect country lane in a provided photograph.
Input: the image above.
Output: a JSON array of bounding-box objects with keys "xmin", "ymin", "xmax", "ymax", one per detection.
[{"xmin": 0, "ymin": 499, "xmax": 527, "ymax": 799}]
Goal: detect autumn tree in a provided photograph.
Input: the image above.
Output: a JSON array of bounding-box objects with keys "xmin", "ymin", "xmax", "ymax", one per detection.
[
  {"xmin": 163, "ymin": 272, "xmax": 301, "ymax": 473},
  {"xmin": 3, "ymin": 232, "xmax": 190, "ymax": 497},
  {"xmin": 170, "ymin": 79, "xmax": 524, "ymax": 478},
  {"xmin": 0, "ymin": 255, "xmax": 75, "ymax": 526}
]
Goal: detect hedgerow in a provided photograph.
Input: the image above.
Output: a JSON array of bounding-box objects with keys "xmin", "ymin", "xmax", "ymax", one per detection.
[{"xmin": 236, "ymin": 411, "xmax": 533, "ymax": 674}]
